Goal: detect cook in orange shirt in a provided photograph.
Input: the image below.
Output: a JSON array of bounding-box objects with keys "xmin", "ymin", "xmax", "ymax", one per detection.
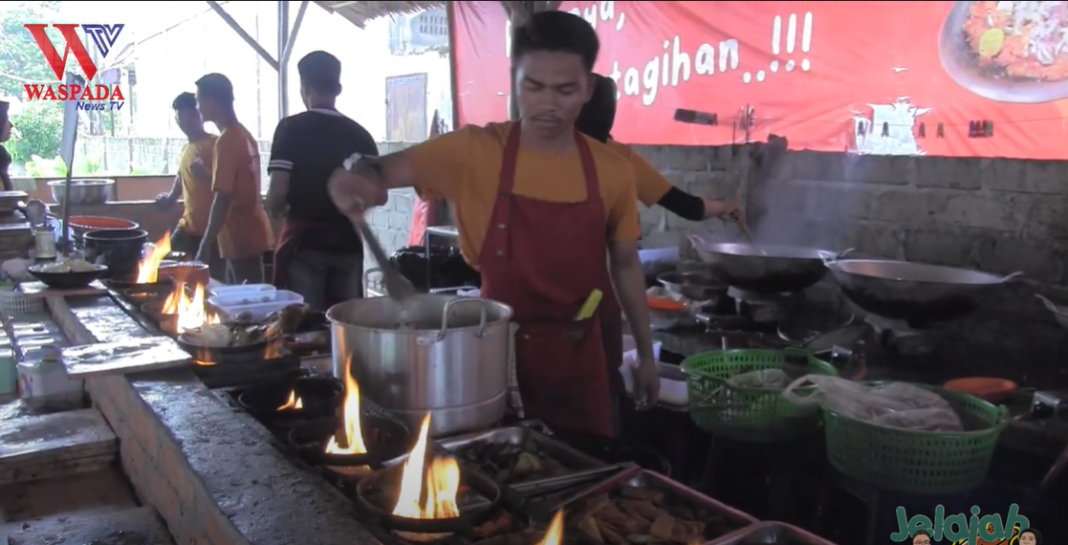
[
  {"xmin": 329, "ymin": 11, "xmax": 659, "ymax": 438},
  {"xmin": 577, "ymin": 75, "xmax": 745, "ymax": 222},
  {"xmin": 155, "ymin": 92, "xmax": 225, "ymax": 280},
  {"xmin": 193, "ymin": 73, "xmax": 274, "ymax": 285}
]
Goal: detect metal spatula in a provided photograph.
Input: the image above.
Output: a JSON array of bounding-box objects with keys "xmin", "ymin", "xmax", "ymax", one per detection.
[{"xmin": 356, "ymin": 221, "xmax": 416, "ymax": 301}]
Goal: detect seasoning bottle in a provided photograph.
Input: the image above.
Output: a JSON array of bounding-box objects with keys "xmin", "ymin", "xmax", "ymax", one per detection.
[
  {"xmin": 17, "ymin": 344, "xmax": 83, "ymax": 411},
  {"xmin": 33, "ymin": 218, "xmax": 57, "ymax": 261}
]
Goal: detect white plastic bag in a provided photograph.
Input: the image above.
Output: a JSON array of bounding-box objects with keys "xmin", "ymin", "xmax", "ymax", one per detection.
[
  {"xmin": 783, "ymin": 375, "xmax": 964, "ymax": 432},
  {"xmin": 728, "ymin": 368, "xmax": 792, "ymax": 389}
]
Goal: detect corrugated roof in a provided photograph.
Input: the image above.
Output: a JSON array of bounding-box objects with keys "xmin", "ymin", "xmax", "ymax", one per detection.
[{"xmin": 313, "ymin": 1, "xmax": 446, "ymax": 28}]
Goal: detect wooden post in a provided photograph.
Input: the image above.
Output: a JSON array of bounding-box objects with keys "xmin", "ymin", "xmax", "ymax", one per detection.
[{"xmin": 500, "ymin": 1, "xmax": 562, "ymax": 120}]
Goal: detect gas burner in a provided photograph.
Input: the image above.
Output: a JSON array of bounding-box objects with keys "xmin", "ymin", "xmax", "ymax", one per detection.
[
  {"xmin": 728, "ymin": 288, "xmax": 805, "ymax": 325},
  {"xmin": 864, "ymin": 315, "xmax": 946, "ymax": 358}
]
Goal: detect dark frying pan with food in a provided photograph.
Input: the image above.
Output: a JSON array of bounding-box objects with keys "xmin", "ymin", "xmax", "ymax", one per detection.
[{"xmin": 175, "ymin": 332, "xmax": 269, "ymax": 362}]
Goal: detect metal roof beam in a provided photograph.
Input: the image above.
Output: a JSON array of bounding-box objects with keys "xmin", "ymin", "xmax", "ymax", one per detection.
[{"xmin": 206, "ymin": 0, "xmax": 280, "ymax": 71}]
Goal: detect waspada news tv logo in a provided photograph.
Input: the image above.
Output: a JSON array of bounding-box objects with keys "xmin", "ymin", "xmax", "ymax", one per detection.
[{"xmin": 23, "ymin": 23, "xmax": 126, "ymax": 111}]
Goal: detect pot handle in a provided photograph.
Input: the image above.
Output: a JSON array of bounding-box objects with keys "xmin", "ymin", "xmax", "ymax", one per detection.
[
  {"xmin": 362, "ymin": 267, "xmax": 382, "ymax": 297},
  {"xmin": 1000, "ymin": 271, "xmax": 1025, "ymax": 283},
  {"xmin": 438, "ymin": 297, "xmax": 489, "ymax": 341}
]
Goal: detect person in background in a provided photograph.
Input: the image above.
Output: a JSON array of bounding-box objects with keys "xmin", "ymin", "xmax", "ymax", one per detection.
[
  {"xmin": 577, "ymin": 75, "xmax": 744, "ymax": 223},
  {"xmin": 193, "ymin": 73, "xmax": 274, "ymax": 284},
  {"xmin": 266, "ymin": 51, "xmax": 376, "ymax": 310},
  {"xmin": 0, "ymin": 101, "xmax": 13, "ymax": 192},
  {"xmin": 156, "ymin": 92, "xmax": 225, "ymax": 280},
  {"xmin": 328, "ymin": 11, "xmax": 660, "ymax": 438}
]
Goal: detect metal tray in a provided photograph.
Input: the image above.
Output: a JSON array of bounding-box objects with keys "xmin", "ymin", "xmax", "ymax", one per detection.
[
  {"xmin": 555, "ymin": 466, "xmax": 759, "ymax": 544},
  {"xmin": 708, "ymin": 521, "xmax": 839, "ymax": 545},
  {"xmin": 437, "ymin": 427, "xmax": 612, "ymax": 493}
]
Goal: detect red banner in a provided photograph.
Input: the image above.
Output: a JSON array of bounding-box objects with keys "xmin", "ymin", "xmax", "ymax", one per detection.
[{"xmin": 452, "ymin": 1, "xmax": 1068, "ymax": 160}]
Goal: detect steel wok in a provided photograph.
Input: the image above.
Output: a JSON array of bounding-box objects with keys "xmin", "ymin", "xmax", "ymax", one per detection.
[
  {"xmin": 825, "ymin": 258, "xmax": 1023, "ymax": 324},
  {"xmin": 688, "ymin": 235, "xmax": 851, "ymax": 293}
]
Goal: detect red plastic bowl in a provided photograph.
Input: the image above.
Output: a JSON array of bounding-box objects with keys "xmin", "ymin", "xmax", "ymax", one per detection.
[
  {"xmin": 943, "ymin": 377, "xmax": 1018, "ymax": 403},
  {"xmin": 69, "ymin": 216, "xmax": 139, "ymax": 232}
]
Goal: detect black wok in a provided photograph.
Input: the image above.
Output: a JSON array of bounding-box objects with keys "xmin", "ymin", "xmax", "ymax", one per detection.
[
  {"xmin": 689, "ymin": 235, "xmax": 850, "ymax": 293},
  {"xmin": 826, "ymin": 258, "xmax": 1023, "ymax": 324}
]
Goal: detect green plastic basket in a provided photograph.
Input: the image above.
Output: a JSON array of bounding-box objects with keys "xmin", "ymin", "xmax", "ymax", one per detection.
[
  {"xmin": 823, "ymin": 383, "xmax": 1009, "ymax": 496},
  {"xmin": 681, "ymin": 348, "xmax": 838, "ymax": 443}
]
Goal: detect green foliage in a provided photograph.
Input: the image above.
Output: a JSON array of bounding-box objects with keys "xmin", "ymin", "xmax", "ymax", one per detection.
[
  {"xmin": 7, "ymin": 101, "xmax": 63, "ymax": 164},
  {"xmin": 1, "ymin": 2, "xmax": 66, "ymax": 165},
  {"xmin": 22, "ymin": 154, "xmax": 105, "ymax": 178}
]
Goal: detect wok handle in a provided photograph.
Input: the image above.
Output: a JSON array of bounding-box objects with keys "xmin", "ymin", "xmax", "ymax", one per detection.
[
  {"xmin": 686, "ymin": 234, "xmax": 708, "ymax": 248},
  {"xmin": 816, "ymin": 248, "xmax": 855, "ymax": 265},
  {"xmin": 1000, "ymin": 271, "xmax": 1025, "ymax": 283}
]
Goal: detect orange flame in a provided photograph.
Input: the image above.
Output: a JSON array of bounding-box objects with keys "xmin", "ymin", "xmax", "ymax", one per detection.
[
  {"xmin": 136, "ymin": 232, "xmax": 172, "ymax": 284},
  {"xmin": 536, "ymin": 510, "xmax": 565, "ymax": 545},
  {"xmin": 325, "ymin": 367, "xmax": 368, "ymax": 454},
  {"xmin": 392, "ymin": 413, "xmax": 461, "ymax": 520},
  {"xmin": 277, "ymin": 390, "xmax": 304, "ymax": 411},
  {"xmin": 163, "ymin": 281, "xmax": 221, "ymax": 334}
]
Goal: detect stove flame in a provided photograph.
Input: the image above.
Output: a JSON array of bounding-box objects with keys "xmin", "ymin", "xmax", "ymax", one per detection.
[
  {"xmin": 162, "ymin": 281, "xmax": 221, "ymax": 334},
  {"xmin": 324, "ymin": 366, "xmax": 368, "ymax": 455},
  {"xmin": 136, "ymin": 232, "xmax": 171, "ymax": 284},
  {"xmin": 392, "ymin": 413, "xmax": 460, "ymax": 520},
  {"xmin": 536, "ymin": 510, "xmax": 565, "ymax": 545},
  {"xmin": 277, "ymin": 390, "xmax": 304, "ymax": 411}
]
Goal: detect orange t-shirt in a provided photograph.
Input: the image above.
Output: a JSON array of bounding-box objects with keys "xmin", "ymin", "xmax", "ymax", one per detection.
[
  {"xmin": 177, "ymin": 135, "xmax": 217, "ymax": 236},
  {"xmin": 605, "ymin": 139, "xmax": 673, "ymax": 206},
  {"xmin": 406, "ymin": 122, "xmax": 640, "ymax": 267},
  {"xmin": 212, "ymin": 123, "xmax": 274, "ymax": 260}
]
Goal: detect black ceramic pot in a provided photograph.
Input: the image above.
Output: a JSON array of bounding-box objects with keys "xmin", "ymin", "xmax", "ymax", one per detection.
[{"xmin": 83, "ymin": 228, "xmax": 149, "ymax": 280}]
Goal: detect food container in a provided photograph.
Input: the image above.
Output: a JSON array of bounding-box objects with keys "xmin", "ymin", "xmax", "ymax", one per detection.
[
  {"xmin": 210, "ymin": 283, "xmax": 277, "ymax": 304},
  {"xmin": 556, "ymin": 467, "xmax": 759, "ymax": 543},
  {"xmin": 709, "ymin": 521, "xmax": 838, "ymax": 545},
  {"xmin": 83, "ymin": 228, "xmax": 149, "ymax": 280},
  {"xmin": 327, "ymin": 295, "xmax": 512, "ymax": 437},
  {"xmin": 210, "ymin": 289, "xmax": 304, "ymax": 320},
  {"xmin": 437, "ymin": 426, "xmax": 614, "ymax": 494},
  {"xmin": 48, "ymin": 178, "xmax": 116, "ymax": 205},
  {"xmin": 17, "ymin": 345, "xmax": 84, "ymax": 411}
]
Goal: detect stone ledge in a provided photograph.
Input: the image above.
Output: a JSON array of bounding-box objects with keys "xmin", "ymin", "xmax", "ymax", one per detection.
[{"xmin": 86, "ymin": 369, "xmax": 380, "ymax": 545}]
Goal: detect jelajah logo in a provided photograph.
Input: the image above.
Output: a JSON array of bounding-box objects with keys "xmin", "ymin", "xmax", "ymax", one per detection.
[
  {"xmin": 23, "ymin": 23, "xmax": 126, "ymax": 111},
  {"xmin": 890, "ymin": 504, "xmax": 1029, "ymax": 545}
]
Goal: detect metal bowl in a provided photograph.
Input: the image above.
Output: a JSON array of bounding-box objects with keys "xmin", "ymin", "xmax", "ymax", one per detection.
[
  {"xmin": 48, "ymin": 179, "xmax": 116, "ymax": 206},
  {"xmin": 657, "ymin": 271, "xmax": 727, "ymax": 302}
]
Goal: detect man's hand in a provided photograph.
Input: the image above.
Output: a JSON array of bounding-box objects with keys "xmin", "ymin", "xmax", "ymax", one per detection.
[
  {"xmin": 190, "ymin": 157, "xmax": 211, "ymax": 181},
  {"xmin": 327, "ymin": 162, "xmax": 387, "ymax": 221},
  {"xmin": 703, "ymin": 198, "xmax": 745, "ymax": 224},
  {"xmin": 633, "ymin": 356, "xmax": 661, "ymax": 409},
  {"xmin": 155, "ymin": 192, "xmax": 177, "ymax": 210}
]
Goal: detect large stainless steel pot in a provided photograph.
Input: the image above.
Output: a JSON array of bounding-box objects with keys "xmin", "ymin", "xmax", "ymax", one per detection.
[
  {"xmin": 327, "ymin": 295, "xmax": 513, "ymax": 437},
  {"xmin": 825, "ymin": 258, "xmax": 1023, "ymax": 324},
  {"xmin": 49, "ymin": 179, "xmax": 116, "ymax": 205},
  {"xmin": 688, "ymin": 235, "xmax": 850, "ymax": 293}
]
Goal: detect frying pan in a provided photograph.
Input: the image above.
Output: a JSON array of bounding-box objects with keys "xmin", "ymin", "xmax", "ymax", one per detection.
[{"xmin": 689, "ymin": 234, "xmax": 851, "ymax": 293}]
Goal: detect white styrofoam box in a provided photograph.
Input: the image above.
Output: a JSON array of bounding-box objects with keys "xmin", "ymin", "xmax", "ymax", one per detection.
[
  {"xmin": 210, "ymin": 283, "xmax": 277, "ymax": 304},
  {"xmin": 209, "ymin": 290, "xmax": 304, "ymax": 320}
]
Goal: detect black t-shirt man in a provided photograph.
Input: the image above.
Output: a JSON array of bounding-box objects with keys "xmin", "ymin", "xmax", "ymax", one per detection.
[{"xmin": 267, "ymin": 51, "xmax": 379, "ymax": 310}]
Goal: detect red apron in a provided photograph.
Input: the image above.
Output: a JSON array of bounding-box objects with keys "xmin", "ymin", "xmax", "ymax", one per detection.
[
  {"xmin": 600, "ymin": 291, "xmax": 624, "ymax": 396},
  {"xmin": 271, "ymin": 216, "xmax": 309, "ymax": 288},
  {"xmin": 479, "ymin": 125, "xmax": 615, "ymax": 438}
]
